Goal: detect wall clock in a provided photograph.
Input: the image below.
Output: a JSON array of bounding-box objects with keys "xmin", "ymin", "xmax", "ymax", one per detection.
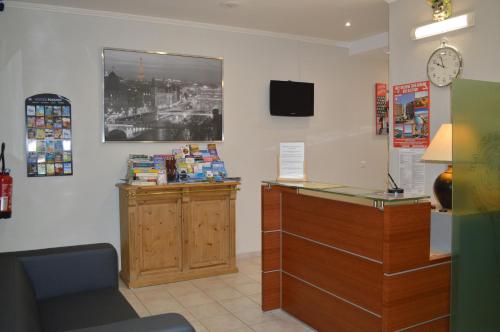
[{"xmin": 427, "ymin": 41, "xmax": 462, "ymax": 87}]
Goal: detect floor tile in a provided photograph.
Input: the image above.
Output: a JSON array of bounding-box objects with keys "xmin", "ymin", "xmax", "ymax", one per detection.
[
  {"xmin": 220, "ymin": 273, "xmax": 256, "ymax": 286},
  {"xmin": 247, "ymin": 293, "xmax": 262, "ymax": 305},
  {"xmin": 177, "ymin": 291, "xmax": 215, "ymax": 307},
  {"xmin": 199, "ymin": 313, "xmax": 245, "ymax": 332},
  {"xmin": 118, "ymin": 278, "xmax": 127, "ymax": 289},
  {"xmin": 166, "ymin": 281, "xmax": 200, "ymax": 298},
  {"xmin": 219, "ymin": 296, "xmax": 260, "ymax": 314},
  {"xmin": 189, "ymin": 320, "xmax": 209, "ymax": 332},
  {"xmin": 119, "ymin": 254, "xmax": 308, "ymax": 332},
  {"xmin": 119, "ymin": 288, "xmax": 150, "ymax": 317},
  {"xmin": 270, "ymin": 310, "xmax": 317, "ymax": 331},
  {"xmin": 231, "ymin": 306, "xmax": 276, "ymax": 325},
  {"xmin": 226, "ymin": 327, "xmax": 254, "ymax": 332},
  {"xmin": 205, "ymin": 286, "xmax": 243, "ymax": 301},
  {"xmin": 139, "ymin": 296, "xmax": 185, "ymax": 314},
  {"xmin": 153, "ymin": 308, "xmax": 197, "ymax": 322},
  {"xmin": 133, "ymin": 285, "xmax": 185, "ymax": 314},
  {"xmin": 250, "ymin": 319, "xmax": 310, "ymax": 332},
  {"xmin": 246, "ymin": 273, "xmax": 262, "ymax": 283},
  {"xmin": 192, "ymin": 277, "xmax": 228, "ymax": 290},
  {"xmin": 232, "ymin": 282, "xmax": 261, "ymax": 296},
  {"xmin": 133, "ymin": 284, "xmax": 172, "ymax": 301},
  {"xmin": 238, "ymin": 263, "xmax": 260, "ymax": 275},
  {"xmin": 187, "ymin": 302, "xmax": 230, "ymax": 320}
]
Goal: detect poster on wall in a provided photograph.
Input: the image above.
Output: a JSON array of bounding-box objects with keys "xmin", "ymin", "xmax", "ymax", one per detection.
[
  {"xmin": 393, "ymin": 81, "xmax": 430, "ymax": 148},
  {"xmin": 103, "ymin": 48, "xmax": 223, "ymax": 142},
  {"xmin": 25, "ymin": 94, "xmax": 73, "ymax": 177},
  {"xmin": 375, "ymin": 83, "xmax": 389, "ymax": 135}
]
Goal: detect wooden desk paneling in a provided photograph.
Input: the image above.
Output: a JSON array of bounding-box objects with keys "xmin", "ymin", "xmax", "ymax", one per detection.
[
  {"xmin": 262, "ymin": 271, "xmax": 281, "ymax": 311},
  {"xmin": 382, "ymin": 262, "xmax": 451, "ymax": 331},
  {"xmin": 282, "ymin": 233, "xmax": 383, "ymax": 314},
  {"xmin": 261, "ymin": 184, "xmax": 450, "ymax": 332},
  {"xmin": 282, "ymin": 192, "xmax": 384, "ymax": 261},
  {"xmin": 261, "ymin": 186, "xmax": 281, "ymax": 231},
  {"xmin": 405, "ymin": 317, "xmax": 449, "ymax": 331},
  {"xmin": 262, "ymin": 232, "xmax": 280, "ymax": 271},
  {"xmin": 383, "ymin": 203, "xmax": 431, "ymax": 274},
  {"xmin": 282, "ymin": 273, "xmax": 381, "ymax": 332}
]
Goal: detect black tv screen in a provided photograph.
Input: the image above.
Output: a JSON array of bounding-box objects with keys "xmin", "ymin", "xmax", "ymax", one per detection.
[{"xmin": 270, "ymin": 80, "xmax": 314, "ymax": 117}]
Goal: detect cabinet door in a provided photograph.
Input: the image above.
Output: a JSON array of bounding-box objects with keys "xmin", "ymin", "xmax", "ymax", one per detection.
[
  {"xmin": 137, "ymin": 198, "xmax": 182, "ymax": 274},
  {"xmin": 185, "ymin": 195, "xmax": 230, "ymax": 269}
]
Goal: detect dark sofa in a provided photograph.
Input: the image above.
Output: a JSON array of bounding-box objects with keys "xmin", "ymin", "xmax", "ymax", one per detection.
[{"xmin": 0, "ymin": 243, "xmax": 195, "ymax": 332}]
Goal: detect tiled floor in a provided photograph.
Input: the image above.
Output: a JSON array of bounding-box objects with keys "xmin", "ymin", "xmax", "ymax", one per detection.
[{"xmin": 119, "ymin": 254, "xmax": 315, "ymax": 332}]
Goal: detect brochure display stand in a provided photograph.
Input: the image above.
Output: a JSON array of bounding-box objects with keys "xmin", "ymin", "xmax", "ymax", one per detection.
[{"xmin": 25, "ymin": 94, "xmax": 73, "ymax": 177}]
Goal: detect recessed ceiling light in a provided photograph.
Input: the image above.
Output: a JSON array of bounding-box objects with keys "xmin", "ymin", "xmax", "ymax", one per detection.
[
  {"xmin": 220, "ymin": 0, "xmax": 239, "ymax": 9},
  {"xmin": 345, "ymin": 21, "xmax": 351, "ymax": 27}
]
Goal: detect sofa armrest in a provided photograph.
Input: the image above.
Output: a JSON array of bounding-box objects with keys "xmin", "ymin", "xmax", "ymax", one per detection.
[
  {"xmin": 68, "ymin": 313, "xmax": 195, "ymax": 332},
  {"xmin": 17, "ymin": 243, "xmax": 118, "ymax": 300}
]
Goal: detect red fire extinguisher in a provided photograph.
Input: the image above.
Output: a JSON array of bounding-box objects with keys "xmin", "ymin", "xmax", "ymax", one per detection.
[{"xmin": 0, "ymin": 142, "xmax": 13, "ymax": 219}]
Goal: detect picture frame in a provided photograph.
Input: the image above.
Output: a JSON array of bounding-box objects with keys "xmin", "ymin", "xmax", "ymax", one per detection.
[{"xmin": 102, "ymin": 48, "xmax": 224, "ymax": 142}]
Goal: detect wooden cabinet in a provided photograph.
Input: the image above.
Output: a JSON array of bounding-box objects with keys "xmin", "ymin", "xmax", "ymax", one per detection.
[{"xmin": 118, "ymin": 182, "xmax": 239, "ymax": 288}]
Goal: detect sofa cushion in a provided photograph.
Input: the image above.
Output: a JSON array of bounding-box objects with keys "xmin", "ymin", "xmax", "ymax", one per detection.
[
  {"xmin": 38, "ymin": 287, "xmax": 138, "ymax": 332},
  {"xmin": 0, "ymin": 256, "xmax": 42, "ymax": 332},
  {"xmin": 19, "ymin": 243, "xmax": 118, "ymax": 300}
]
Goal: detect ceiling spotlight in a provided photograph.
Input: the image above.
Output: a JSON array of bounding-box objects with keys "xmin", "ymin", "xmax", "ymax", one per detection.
[{"xmin": 345, "ymin": 21, "xmax": 351, "ymax": 27}]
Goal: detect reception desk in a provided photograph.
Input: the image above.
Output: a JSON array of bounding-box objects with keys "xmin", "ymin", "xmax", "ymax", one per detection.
[{"xmin": 261, "ymin": 181, "xmax": 451, "ymax": 332}]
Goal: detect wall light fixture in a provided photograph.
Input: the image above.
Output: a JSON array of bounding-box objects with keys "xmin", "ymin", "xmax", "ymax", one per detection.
[{"xmin": 411, "ymin": 12, "xmax": 474, "ymax": 40}]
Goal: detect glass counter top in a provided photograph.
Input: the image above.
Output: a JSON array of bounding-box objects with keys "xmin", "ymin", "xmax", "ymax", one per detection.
[{"xmin": 263, "ymin": 180, "xmax": 430, "ymax": 208}]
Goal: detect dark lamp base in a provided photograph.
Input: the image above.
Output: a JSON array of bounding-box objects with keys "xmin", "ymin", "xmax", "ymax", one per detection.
[{"xmin": 434, "ymin": 165, "xmax": 452, "ymax": 210}]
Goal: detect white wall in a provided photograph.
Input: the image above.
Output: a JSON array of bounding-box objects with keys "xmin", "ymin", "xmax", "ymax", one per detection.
[
  {"xmin": 0, "ymin": 5, "xmax": 388, "ymax": 254},
  {"xmin": 388, "ymin": 0, "xmax": 500, "ymax": 204}
]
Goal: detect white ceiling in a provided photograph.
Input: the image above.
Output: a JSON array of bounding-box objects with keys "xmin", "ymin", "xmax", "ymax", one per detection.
[{"xmin": 8, "ymin": 0, "xmax": 389, "ymax": 43}]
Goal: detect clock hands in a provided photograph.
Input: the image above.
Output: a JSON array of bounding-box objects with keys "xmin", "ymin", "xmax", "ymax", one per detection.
[{"xmin": 439, "ymin": 55, "xmax": 446, "ymax": 68}]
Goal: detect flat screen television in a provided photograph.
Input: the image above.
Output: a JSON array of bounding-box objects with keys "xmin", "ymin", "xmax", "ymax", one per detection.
[{"xmin": 270, "ymin": 80, "xmax": 314, "ymax": 117}]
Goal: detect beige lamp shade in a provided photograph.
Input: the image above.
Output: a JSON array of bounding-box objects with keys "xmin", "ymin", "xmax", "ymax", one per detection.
[{"xmin": 421, "ymin": 123, "xmax": 452, "ymax": 163}]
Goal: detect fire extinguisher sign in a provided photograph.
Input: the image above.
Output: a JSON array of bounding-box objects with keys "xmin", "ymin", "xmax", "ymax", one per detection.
[{"xmin": 25, "ymin": 94, "xmax": 73, "ymax": 177}]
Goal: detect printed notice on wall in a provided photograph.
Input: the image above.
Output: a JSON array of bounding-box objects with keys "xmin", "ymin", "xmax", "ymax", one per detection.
[
  {"xmin": 278, "ymin": 142, "xmax": 306, "ymax": 181},
  {"xmin": 399, "ymin": 149, "xmax": 425, "ymax": 195}
]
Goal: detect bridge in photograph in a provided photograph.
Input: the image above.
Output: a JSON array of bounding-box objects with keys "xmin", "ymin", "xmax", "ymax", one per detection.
[{"xmin": 105, "ymin": 124, "xmax": 150, "ymax": 139}]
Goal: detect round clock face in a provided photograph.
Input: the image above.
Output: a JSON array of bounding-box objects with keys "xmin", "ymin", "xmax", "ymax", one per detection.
[{"xmin": 427, "ymin": 46, "xmax": 462, "ymax": 87}]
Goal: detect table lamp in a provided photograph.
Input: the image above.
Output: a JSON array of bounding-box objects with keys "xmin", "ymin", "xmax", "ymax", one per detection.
[{"xmin": 421, "ymin": 123, "xmax": 452, "ymax": 210}]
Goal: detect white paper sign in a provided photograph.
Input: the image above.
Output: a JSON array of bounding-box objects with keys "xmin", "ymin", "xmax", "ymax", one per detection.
[
  {"xmin": 279, "ymin": 142, "xmax": 305, "ymax": 180},
  {"xmin": 399, "ymin": 148, "xmax": 426, "ymax": 195}
]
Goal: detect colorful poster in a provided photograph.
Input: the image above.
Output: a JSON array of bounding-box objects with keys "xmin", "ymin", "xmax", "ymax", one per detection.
[
  {"xmin": 393, "ymin": 81, "xmax": 430, "ymax": 148},
  {"xmin": 375, "ymin": 83, "xmax": 389, "ymax": 135},
  {"xmin": 25, "ymin": 94, "xmax": 73, "ymax": 177}
]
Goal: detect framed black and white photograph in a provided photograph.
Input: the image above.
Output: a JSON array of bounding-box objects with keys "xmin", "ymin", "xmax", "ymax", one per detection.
[{"xmin": 103, "ymin": 48, "xmax": 223, "ymax": 142}]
